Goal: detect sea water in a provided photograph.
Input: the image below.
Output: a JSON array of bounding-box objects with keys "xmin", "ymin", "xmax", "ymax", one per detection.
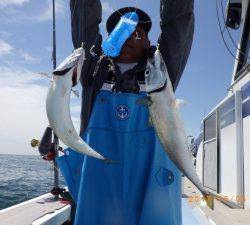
[{"xmin": 0, "ymin": 154, "xmax": 64, "ymax": 210}]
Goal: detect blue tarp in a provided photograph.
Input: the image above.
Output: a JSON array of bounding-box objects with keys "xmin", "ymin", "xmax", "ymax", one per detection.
[{"xmin": 57, "ymin": 90, "xmax": 182, "ymax": 225}]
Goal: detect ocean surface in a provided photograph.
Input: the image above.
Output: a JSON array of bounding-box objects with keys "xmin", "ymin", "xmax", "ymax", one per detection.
[{"xmin": 0, "ymin": 154, "xmax": 64, "ymax": 210}]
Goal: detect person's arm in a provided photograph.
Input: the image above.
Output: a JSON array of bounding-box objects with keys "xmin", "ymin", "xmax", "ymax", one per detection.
[
  {"xmin": 70, "ymin": 0, "xmax": 102, "ymax": 58},
  {"xmin": 158, "ymin": 0, "xmax": 194, "ymax": 91}
]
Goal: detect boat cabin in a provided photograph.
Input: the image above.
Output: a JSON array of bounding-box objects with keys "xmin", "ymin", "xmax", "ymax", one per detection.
[{"xmin": 195, "ymin": 0, "xmax": 250, "ymax": 209}]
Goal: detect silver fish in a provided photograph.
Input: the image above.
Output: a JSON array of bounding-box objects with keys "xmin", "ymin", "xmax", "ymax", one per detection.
[
  {"xmin": 145, "ymin": 49, "xmax": 214, "ymax": 210},
  {"xmin": 46, "ymin": 47, "xmax": 105, "ymax": 161}
]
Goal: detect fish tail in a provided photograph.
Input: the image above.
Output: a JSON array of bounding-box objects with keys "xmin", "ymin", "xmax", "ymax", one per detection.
[{"xmin": 203, "ymin": 194, "xmax": 214, "ymax": 210}]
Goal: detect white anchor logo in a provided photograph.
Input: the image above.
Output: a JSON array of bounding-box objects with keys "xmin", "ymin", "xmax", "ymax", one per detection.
[{"xmin": 116, "ymin": 105, "xmax": 130, "ymax": 120}]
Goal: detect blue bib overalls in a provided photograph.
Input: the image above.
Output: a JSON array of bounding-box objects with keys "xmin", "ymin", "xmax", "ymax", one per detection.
[{"xmin": 57, "ymin": 90, "xmax": 182, "ymax": 225}]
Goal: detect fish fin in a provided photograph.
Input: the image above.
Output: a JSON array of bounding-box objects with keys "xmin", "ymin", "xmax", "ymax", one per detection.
[
  {"xmin": 148, "ymin": 116, "xmax": 154, "ymax": 127},
  {"xmin": 175, "ymin": 99, "xmax": 188, "ymax": 108},
  {"xmin": 147, "ymin": 96, "xmax": 153, "ymax": 106},
  {"xmin": 203, "ymin": 194, "xmax": 215, "ymax": 210},
  {"xmin": 136, "ymin": 97, "xmax": 152, "ymax": 106},
  {"xmin": 71, "ymin": 88, "xmax": 79, "ymax": 98},
  {"xmin": 103, "ymin": 158, "xmax": 122, "ymax": 165}
]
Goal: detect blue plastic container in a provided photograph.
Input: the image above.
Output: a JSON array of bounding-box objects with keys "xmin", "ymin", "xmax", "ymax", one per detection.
[{"xmin": 102, "ymin": 12, "xmax": 139, "ymax": 57}]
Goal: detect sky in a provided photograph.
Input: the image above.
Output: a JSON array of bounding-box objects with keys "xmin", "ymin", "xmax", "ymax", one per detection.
[{"xmin": 0, "ymin": 0, "xmax": 241, "ymax": 155}]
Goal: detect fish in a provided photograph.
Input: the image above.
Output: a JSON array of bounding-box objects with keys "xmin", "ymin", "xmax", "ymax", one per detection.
[
  {"xmin": 46, "ymin": 47, "xmax": 105, "ymax": 161},
  {"xmin": 145, "ymin": 49, "xmax": 214, "ymax": 210}
]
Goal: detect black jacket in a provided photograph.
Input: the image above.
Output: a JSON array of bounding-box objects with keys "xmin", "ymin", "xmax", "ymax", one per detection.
[{"xmin": 70, "ymin": 0, "xmax": 194, "ymax": 134}]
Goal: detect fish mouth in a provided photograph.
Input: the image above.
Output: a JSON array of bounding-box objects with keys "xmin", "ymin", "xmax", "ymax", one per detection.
[
  {"xmin": 145, "ymin": 50, "xmax": 169, "ymax": 93},
  {"xmin": 72, "ymin": 66, "xmax": 78, "ymax": 86}
]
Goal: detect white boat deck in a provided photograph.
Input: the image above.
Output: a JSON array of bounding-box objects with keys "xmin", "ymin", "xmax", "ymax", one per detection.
[
  {"xmin": 1, "ymin": 179, "xmax": 250, "ymax": 225},
  {"xmin": 0, "ymin": 193, "xmax": 71, "ymax": 225},
  {"xmin": 0, "ymin": 194, "xmax": 208, "ymax": 225},
  {"xmin": 183, "ymin": 177, "xmax": 250, "ymax": 225}
]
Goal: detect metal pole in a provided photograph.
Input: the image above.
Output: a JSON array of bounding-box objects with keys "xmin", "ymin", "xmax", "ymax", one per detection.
[
  {"xmin": 52, "ymin": 0, "xmax": 59, "ymax": 197},
  {"xmin": 52, "ymin": 0, "xmax": 57, "ymax": 69},
  {"xmin": 235, "ymin": 91, "xmax": 245, "ymax": 208}
]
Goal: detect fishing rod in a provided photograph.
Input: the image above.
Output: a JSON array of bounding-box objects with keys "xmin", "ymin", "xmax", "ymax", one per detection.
[
  {"xmin": 30, "ymin": 0, "xmax": 63, "ymax": 201},
  {"xmin": 52, "ymin": 0, "xmax": 60, "ymax": 199}
]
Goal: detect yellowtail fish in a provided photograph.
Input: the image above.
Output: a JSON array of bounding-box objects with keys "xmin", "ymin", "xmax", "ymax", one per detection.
[
  {"xmin": 46, "ymin": 47, "xmax": 106, "ymax": 161},
  {"xmin": 145, "ymin": 49, "xmax": 214, "ymax": 210}
]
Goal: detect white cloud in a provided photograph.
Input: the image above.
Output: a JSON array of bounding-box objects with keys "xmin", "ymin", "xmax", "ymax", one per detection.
[
  {"xmin": 0, "ymin": 39, "xmax": 13, "ymax": 55},
  {"xmin": 0, "ymin": 65, "xmax": 81, "ymax": 155},
  {"xmin": 0, "ymin": 7, "xmax": 25, "ymax": 23},
  {"xmin": 0, "ymin": 31, "xmax": 12, "ymax": 39},
  {"xmin": 20, "ymin": 50, "xmax": 39, "ymax": 63},
  {"xmin": 0, "ymin": 0, "xmax": 29, "ymax": 7},
  {"xmin": 37, "ymin": 0, "xmax": 65, "ymax": 22},
  {"xmin": 0, "ymin": 66, "xmax": 40, "ymax": 87},
  {"xmin": 101, "ymin": 1, "xmax": 115, "ymax": 31},
  {"xmin": 0, "ymin": 66, "xmax": 48, "ymax": 155},
  {"xmin": 0, "ymin": 0, "xmax": 66, "ymax": 24},
  {"xmin": 45, "ymin": 46, "xmax": 52, "ymax": 53},
  {"xmin": 102, "ymin": 2, "xmax": 113, "ymax": 15},
  {"xmin": 0, "ymin": 39, "xmax": 39, "ymax": 64}
]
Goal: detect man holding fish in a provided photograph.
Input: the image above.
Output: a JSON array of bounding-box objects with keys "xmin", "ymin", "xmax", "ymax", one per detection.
[{"xmin": 46, "ymin": 0, "xmax": 213, "ymax": 225}]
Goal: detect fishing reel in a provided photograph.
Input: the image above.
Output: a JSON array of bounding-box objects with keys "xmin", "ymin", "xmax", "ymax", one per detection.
[
  {"xmin": 30, "ymin": 126, "xmax": 63, "ymax": 161},
  {"xmin": 31, "ymin": 139, "xmax": 40, "ymax": 148}
]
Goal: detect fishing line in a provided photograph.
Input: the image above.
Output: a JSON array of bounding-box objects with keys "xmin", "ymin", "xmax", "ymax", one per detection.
[
  {"xmin": 37, "ymin": 72, "xmax": 52, "ymax": 79},
  {"xmin": 215, "ymin": 0, "xmax": 247, "ymax": 69},
  {"xmin": 89, "ymin": 34, "xmax": 101, "ymax": 57},
  {"xmin": 51, "ymin": 163, "xmax": 60, "ymax": 173},
  {"xmin": 36, "ymin": 71, "xmax": 80, "ymax": 97}
]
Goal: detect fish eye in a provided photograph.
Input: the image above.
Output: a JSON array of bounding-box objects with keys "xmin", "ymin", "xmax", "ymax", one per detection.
[{"xmin": 145, "ymin": 68, "xmax": 150, "ymax": 76}]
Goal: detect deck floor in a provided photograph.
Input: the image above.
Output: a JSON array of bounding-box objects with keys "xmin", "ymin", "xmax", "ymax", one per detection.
[
  {"xmin": 183, "ymin": 177, "xmax": 250, "ymax": 225},
  {"xmin": 1, "ymin": 181, "xmax": 250, "ymax": 225},
  {"xmin": 0, "ymin": 194, "xmax": 69, "ymax": 225}
]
